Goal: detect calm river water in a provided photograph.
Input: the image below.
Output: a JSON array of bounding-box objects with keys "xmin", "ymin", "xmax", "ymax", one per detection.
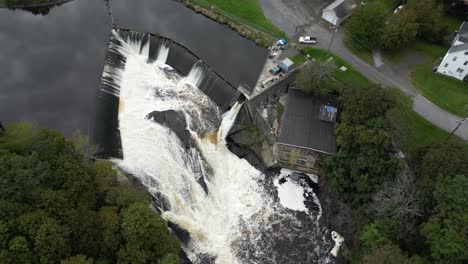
[{"xmin": 0, "ymin": 0, "xmax": 267, "ymax": 136}]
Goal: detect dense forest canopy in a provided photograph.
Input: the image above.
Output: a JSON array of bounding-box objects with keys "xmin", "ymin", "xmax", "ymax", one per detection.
[
  {"xmin": 0, "ymin": 123, "xmax": 181, "ymax": 264},
  {"xmin": 321, "ymin": 85, "xmax": 468, "ymax": 263}
]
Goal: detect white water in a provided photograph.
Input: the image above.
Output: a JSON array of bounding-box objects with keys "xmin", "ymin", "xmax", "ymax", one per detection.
[
  {"xmin": 274, "ymin": 177, "xmax": 307, "ymax": 212},
  {"xmin": 156, "ymin": 40, "xmax": 170, "ymax": 65},
  {"xmin": 103, "ymin": 30, "xmax": 333, "ymax": 264},
  {"xmin": 185, "ymin": 61, "xmax": 205, "ymax": 88},
  {"xmin": 110, "ymin": 31, "xmax": 267, "ymax": 263}
]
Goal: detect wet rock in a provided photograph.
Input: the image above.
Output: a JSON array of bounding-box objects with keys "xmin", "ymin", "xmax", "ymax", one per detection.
[
  {"xmin": 147, "ymin": 110, "xmax": 193, "ymax": 149},
  {"xmin": 167, "ymin": 221, "xmax": 191, "ymax": 245}
]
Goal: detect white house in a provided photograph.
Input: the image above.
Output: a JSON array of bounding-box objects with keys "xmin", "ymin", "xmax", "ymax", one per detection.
[
  {"xmin": 322, "ymin": 0, "xmax": 357, "ymax": 26},
  {"xmin": 437, "ymin": 21, "xmax": 468, "ymax": 81}
]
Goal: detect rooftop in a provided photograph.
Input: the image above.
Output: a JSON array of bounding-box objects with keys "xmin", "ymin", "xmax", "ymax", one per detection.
[
  {"xmin": 448, "ymin": 21, "xmax": 468, "ymax": 53},
  {"xmin": 277, "ymin": 89, "xmax": 338, "ymax": 155},
  {"xmin": 323, "ymin": 0, "xmax": 356, "ymax": 19}
]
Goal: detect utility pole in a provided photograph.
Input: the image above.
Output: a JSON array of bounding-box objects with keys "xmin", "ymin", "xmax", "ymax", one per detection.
[
  {"xmin": 327, "ymin": 26, "xmax": 338, "ymax": 53},
  {"xmin": 446, "ymin": 116, "xmax": 467, "ymax": 141}
]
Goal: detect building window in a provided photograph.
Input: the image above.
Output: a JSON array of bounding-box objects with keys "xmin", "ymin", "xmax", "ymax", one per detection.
[
  {"xmin": 464, "ymin": 61, "xmax": 468, "ymax": 66},
  {"xmin": 456, "ymin": 68, "xmax": 464, "ymax": 73},
  {"xmin": 453, "ymin": 56, "xmax": 458, "ymax": 61},
  {"xmin": 297, "ymin": 159, "xmax": 306, "ymax": 166},
  {"xmin": 444, "ymin": 63, "xmax": 449, "ymax": 67}
]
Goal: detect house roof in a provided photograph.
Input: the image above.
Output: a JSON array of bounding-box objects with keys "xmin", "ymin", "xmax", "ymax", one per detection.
[
  {"xmin": 277, "ymin": 89, "xmax": 338, "ymax": 155},
  {"xmin": 458, "ymin": 21, "xmax": 468, "ymax": 36},
  {"xmin": 323, "ymin": 0, "xmax": 356, "ymax": 19},
  {"xmin": 448, "ymin": 43, "xmax": 468, "ymax": 53},
  {"xmin": 448, "ymin": 21, "xmax": 468, "ymax": 53}
]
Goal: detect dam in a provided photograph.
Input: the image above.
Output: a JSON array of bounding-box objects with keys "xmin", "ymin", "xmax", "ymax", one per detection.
[{"xmin": 97, "ymin": 28, "xmax": 334, "ymax": 264}]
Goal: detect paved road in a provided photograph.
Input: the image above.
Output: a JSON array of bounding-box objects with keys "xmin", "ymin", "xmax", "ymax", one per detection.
[{"xmin": 259, "ymin": 0, "xmax": 467, "ymax": 140}]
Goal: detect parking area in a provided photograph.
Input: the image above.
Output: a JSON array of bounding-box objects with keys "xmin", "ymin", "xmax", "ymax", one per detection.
[{"xmin": 259, "ymin": 0, "xmax": 334, "ymax": 42}]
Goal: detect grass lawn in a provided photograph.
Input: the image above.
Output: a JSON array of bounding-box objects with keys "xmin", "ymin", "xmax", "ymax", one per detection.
[
  {"xmin": 410, "ymin": 42, "xmax": 468, "ymax": 117},
  {"xmin": 441, "ymin": 15, "xmax": 463, "ymax": 33},
  {"xmin": 383, "ymin": 40, "xmax": 468, "ymax": 116},
  {"xmin": 301, "ymin": 47, "xmax": 372, "ymax": 89},
  {"xmin": 387, "ymin": 89, "xmax": 450, "ymax": 154},
  {"xmin": 290, "ymin": 53, "xmax": 307, "ymax": 66},
  {"xmin": 412, "ymin": 64, "xmax": 468, "ymax": 116},
  {"xmin": 191, "ymin": 0, "xmax": 285, "ymax": 37}
]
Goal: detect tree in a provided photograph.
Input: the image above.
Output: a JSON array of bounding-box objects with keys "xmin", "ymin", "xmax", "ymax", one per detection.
[
  {"xmin": 69, "ymin": 130, "xmax": 97, "ymax": 161},
  {"xmin": 346, "ymin": 1, "xmax": 387, "ymax": 50},
  {"xmin": 120, "ymin": 203, "xmax": 180, "ymax": 262},
  {"xmin": 321, "ymin": 86, "xmax": 400, "ymax": 204},
  {"xmin": 158, "ymin": 254, "xmax": 178, "ymax": 264},
  {"xmin": 60, "ymin": 255, "xmax": 93, "ymax": 264},
  {"xmin": 371, "ymin": 166, "xmax": 422, "ymax": 232},
  {"xmin": 363, "ymin": 244, "xmax": 411, "ymax": 264},
  {"xmin": 412, "ymin": 141, "xmax": 468, "ymax": 210},
  {"xmin": 65, "ymin": 209, "xmax": 103, "ymax": 259},
  {"xmin": 98, "ymin": 206, "xmax": 121, "ymax": 261},
  {"xmin": 420, "ymin": 174, "xmax": 468, "ymax": 262},
  {"xmin": 33, "ymin": 218, "xmax": 71, "ymax": 263},
  {"xmin": 5, "ymin": 236, "xmax": 33, "ymax": 264},
  {"xmin": 359, "ymin": 222, "xmax": 391, "ymax": 249},
  {"xmin": 296, "ymin": 60, "xmax": 337, "ymax": 95},
  {"xmin": 381, "ymin": 10, "xmax": 419, "ymax": 50},
  {"xmin": 406, "ymin": 0, "xmax": 446, "ymax": 43},
  {"xmin": 0, "ymin": 123, "xmax": 181, "ymax": 262}
]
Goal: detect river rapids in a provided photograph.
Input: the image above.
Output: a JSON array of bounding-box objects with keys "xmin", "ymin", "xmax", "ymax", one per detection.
[{"xmin": 101, "ymin": 29, "xmax": 334, "ymax": 264}]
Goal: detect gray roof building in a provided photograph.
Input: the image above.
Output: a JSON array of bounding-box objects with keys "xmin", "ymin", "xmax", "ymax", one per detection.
[
  {"xmin": 436, "ymin": 21, "xmax": 468, "ymax": 81},
  {"xmin": 278, "ymin": 89, "xmax": 338, "ymax": 155},
  {"xmin": 322, "ymin": 0, "xmax": 357, "ymax": 26}
]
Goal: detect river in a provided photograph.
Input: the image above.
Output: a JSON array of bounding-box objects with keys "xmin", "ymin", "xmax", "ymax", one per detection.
[
  {"xmin": 0, "ymin": 0, "xmax": 267, "ymax": 136},
  {"xmin": 0, "ymin": 1, "xmax": 335, "ymax": 263}
]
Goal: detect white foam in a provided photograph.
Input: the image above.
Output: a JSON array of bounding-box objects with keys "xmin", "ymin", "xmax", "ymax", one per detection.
[
  {"xmin": 111, "ymin": 36, "xmax": 267, "ymax": 264},
  {"xmin": 274, "ymin": 169, "xmax": 307, "ymax": 212},
  {"xmin": 184, "ymin": 61, "xmax": 205, "ymax": 88},
  {"xmin": 155, "ymin": 40, "xmax": 170, "ymax": 65}
]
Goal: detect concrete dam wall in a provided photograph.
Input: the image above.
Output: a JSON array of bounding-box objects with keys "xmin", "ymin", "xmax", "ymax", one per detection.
[{"xmin": 95, "ymin": 28, "xmax": 244, "ymax": 158}]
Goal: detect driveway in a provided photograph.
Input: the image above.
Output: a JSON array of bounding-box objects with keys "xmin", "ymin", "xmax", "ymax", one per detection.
[{"xmin": 259, "ymin": 0, "xmax": 467, "ymax": 140}]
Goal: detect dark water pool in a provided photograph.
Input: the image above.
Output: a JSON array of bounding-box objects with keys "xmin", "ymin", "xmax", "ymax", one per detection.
[{"xmin": 0, "ymin": 0, "xmax": 267, "ymax": 136}]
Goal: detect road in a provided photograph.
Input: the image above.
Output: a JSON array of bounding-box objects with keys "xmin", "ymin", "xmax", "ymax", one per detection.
[{"xmin": 259, "ymin": 0, "xmax": 467, "ymax": 140}]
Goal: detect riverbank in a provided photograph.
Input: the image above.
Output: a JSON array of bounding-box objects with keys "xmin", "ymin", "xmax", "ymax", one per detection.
[{"xmin": 180, "ymin": 0, "xmax": 281, "ymax": 47}]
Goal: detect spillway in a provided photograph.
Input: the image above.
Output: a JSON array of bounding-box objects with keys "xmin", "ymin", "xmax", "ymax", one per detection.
[{"xmin": 100, "ymin": 29, "xmax": 334, "ymax": 264}]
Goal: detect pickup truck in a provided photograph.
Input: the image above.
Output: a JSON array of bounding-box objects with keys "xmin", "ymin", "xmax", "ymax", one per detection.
[{"xmin": 299, "ymin": 36, "xmax": 317, "ymax": 44}]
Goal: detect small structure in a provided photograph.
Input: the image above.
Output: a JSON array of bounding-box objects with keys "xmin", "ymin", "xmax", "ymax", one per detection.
[
  {"xmin": 437, "ymin": 21, "xmax": 468, "ymax": 81},
  {"xmin": 322, "ymin": 0, "xmax": 357, "ymax": 26},
  {"xmin": 276, "ymin": 89, "xmax": 338, "ymax": 173},
  {"xmin": 278, "ymin": 58, "xmax": 295, "ymax": 73}
]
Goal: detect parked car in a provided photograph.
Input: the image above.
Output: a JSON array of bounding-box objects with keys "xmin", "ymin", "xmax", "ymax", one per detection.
[
  {"xmin": 261, "ymin": 76, "xmax": 279, "ymax": 88},
  {"xmin": 299, "ymin": 36, "xmax": 317, "ymax": 44},
  {"xmin": 270, "ymin": 66, "xmax": 282, "ymax": 75}
]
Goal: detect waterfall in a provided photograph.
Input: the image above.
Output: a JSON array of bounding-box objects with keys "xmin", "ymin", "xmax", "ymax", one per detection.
[
  {"xmin": 156, "ymin": 40, "xmax": 170, "ymax": 65},
  {"xmin": 184, "ymin": 61, "xmax": 205, "ymax": 88},
  {"xmin": 102, "ymin": 30, "xmax": 334, "ymax": 264}
]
